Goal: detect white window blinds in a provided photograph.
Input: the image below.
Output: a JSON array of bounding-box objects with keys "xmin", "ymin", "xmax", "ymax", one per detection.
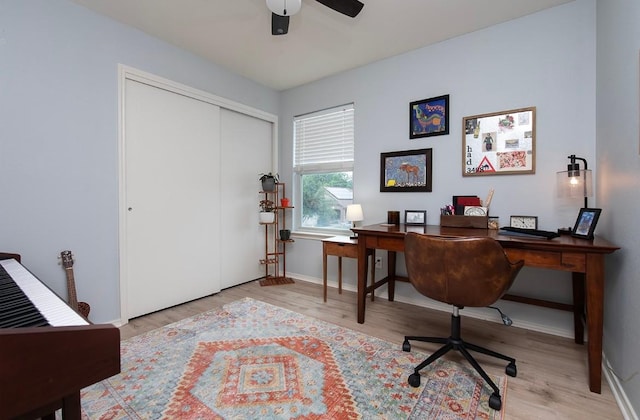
[{"xmin": 294, "ymin": 104, "xmax": 354, "ymax": 173}]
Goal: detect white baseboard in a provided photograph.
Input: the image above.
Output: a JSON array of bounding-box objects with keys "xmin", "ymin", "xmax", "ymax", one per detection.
[{"xmin": 603, "ymin": 356, "xmax": 639, "ymax": 420}]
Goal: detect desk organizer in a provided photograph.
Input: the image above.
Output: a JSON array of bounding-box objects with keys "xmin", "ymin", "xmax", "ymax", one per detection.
[{"xmin": 440, "ymin": 215, "xmax": 489, "ymax": 229}]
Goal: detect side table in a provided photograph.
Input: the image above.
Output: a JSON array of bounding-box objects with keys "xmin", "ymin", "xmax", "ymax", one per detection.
[{"xmin": 322, "ymin": 236, "xmax": 375, "ymax": 302}]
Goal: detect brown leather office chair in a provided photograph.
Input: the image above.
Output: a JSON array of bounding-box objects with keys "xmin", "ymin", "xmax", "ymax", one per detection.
[{"xmin": 402, "ymin": 233, "xmax": 524, "ymax": 411}]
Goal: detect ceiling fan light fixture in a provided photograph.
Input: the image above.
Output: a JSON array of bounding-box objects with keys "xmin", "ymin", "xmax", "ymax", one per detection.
[{"xmin": 266, "ymin": 0, "xmax": 302, "ymax": 16}]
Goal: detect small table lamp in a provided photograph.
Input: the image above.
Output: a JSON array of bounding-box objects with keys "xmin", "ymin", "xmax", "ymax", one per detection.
[
  {"xmin": 556, "ymin": 154, "xmax": 593, "ymax": 208},
  {"xmin": 346, "ymin": 204, "xmax": 364, "ymax": 239}
]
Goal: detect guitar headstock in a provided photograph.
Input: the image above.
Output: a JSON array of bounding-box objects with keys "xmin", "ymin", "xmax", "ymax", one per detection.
[{"xmin": 60, "ymin": 250, "xmax": 74, "ymax": 269}]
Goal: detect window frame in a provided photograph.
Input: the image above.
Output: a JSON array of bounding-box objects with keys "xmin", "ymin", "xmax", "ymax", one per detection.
[{"xmin": 293, "ymin": 104, "xmax": 355, "ymax": 236}]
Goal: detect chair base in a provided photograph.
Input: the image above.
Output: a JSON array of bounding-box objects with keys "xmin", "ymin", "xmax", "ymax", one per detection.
[{"xmin": 402, "ymin": 313, "xmax": 517, "ymax": 411}]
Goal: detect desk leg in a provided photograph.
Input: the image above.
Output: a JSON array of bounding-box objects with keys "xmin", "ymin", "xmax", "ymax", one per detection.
[
  {"xmin": 357, "ymin": 240, "xmax": 368, "ymax": 324},
  {"xmin": 388, "ymin": 251, "xmax": 396, "ymax": 302},
  {"xmin": 572, "ymin": 272, "xmax": 585, "ymax": 345},
  {"xmin": 62, "ymin": 392, "xmax": 81, "ymax": 420},
  {"xmin": 338, "ymin": 256, "xmax": 343, "ymax": 294},
  {"xmin": 370, "ymin": 249, "xmax": 375, "ymax": 302},
  {"xmin": 322, "ymin": 247, "xmax": 328, "ymax": 303},
  {"xmin": 585, "ymin": 254, "xmax": 604, "ymax": 394}
]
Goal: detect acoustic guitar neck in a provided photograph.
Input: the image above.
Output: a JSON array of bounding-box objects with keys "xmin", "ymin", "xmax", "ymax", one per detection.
[
  {"xmin": 60, "ymin": 250, "xmax": 79, "ymax": 310},
  {"xmin": 60, "ymin": 250, "xmax": 90, "ymax": 318}
]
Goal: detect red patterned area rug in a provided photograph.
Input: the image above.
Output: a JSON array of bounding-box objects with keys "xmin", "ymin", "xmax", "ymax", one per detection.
[{"xmin": 80, "ymin": 298, "xmax": 506, "ymax": 419}]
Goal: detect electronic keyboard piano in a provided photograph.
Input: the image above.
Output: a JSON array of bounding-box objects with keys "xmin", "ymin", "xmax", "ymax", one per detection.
[{"xmin": 0, "ymin": 254, "xmax": 120, "ymax": 420}]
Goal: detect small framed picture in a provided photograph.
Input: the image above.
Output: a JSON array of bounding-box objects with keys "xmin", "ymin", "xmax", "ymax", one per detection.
[
  {"xmin": 409, "ymin": 95, "xmax": 449, "ymax": 139},
  {"xmin": 571, "ymin": 208, "xmax": 602, "ymax": 239},
  {"xmin": 405, "ymin": 210, "xmax": 427, "ymax": 225}
]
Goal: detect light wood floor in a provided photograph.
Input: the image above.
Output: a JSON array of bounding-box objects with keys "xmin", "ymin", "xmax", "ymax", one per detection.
[{"xmin": 120, "ymin": 279, "xmax": 623, "ymax": 419}]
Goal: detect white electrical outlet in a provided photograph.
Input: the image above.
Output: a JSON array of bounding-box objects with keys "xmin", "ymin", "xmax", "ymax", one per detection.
[{"xmin": 375, "ymin": 257, "xmax": 383, "ymax": 269}]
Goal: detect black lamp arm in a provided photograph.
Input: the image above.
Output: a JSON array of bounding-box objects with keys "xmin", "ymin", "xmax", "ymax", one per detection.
[{"xmin": 568, "ymin": 154, "xmax": 588, "ymax": 171}]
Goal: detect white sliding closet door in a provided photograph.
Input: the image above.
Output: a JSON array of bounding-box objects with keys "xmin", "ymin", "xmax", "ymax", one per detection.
[
  {"xmin": 124, "ymin": 79, "xmax": 221, "ymax": 318},
  {"xmin": 219, "ymin": 109, "xmax": 273, "ymax": 288}
]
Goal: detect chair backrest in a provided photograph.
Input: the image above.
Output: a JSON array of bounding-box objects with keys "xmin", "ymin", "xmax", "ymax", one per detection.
[{"xmin": 404, "ymin": 233, "xmax": 524, "ymax": 308}]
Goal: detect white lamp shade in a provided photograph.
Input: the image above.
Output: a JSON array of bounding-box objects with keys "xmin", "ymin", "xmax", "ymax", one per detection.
[
  {"xmin": 556, "ymin": 169, "xmax": 593, "ymax": 199},
  {"xmin": 346, "ymin": 204, "xmax": 364, "ymax": 222},
  {"xmin": 266, "ymin": 0, "xmax": 302, "ymax": 16}
]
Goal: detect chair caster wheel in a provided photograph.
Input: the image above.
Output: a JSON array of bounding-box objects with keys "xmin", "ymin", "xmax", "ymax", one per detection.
[
  {"xmin": 506, "ymin": 362, "xmax": 517, "ymax": 377},
  {"xmin": 489, "ymin": 393, "xmax": 502, "ymax": 411},
  {"xmin": 408, "ymin": 373, "xmax": 421, "ymax": 387},
  {"xmin": 402, "ymin": 340, "xmax": 411, "ymax": 352}
]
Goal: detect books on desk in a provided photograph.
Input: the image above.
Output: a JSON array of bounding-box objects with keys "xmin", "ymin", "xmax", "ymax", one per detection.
[{"xmin": 500, "ymin": 226, "xmax": 560, "ymax": 240}]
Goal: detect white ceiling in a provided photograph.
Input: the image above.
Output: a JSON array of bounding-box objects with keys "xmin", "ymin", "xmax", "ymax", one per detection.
[{"xmin": 71, "ymin": 0, "xmax": 574, "ymax": 91}]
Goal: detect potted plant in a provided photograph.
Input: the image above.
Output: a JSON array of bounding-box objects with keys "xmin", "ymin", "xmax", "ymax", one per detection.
[
  {"xmin": 259, "ymin": 172, "xmax": 279, "ymax": 192},
  {"xmin": 259, "ymin": 199, "xmax": 276, "ymax": 223}
]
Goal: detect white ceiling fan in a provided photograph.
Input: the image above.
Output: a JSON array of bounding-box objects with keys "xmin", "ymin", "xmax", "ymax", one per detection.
[{"xmin": 266, "ymin": 0, "xmax": 364, "ymax": 35}]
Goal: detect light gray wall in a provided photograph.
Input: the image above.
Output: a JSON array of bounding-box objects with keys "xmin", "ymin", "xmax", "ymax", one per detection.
[
  {"xmin": 0, "ymin": 0, "xmax": 279, "ymax": 323},
  {"xmin": 282, "ymin": 1, "xmax": 597, "ymax": 304},
  {"xmin": 596, "ymin": 0, "xmax": 640, "ymax": 412}
]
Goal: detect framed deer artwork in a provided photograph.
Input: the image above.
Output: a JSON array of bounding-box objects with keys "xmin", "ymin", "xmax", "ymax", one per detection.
[{"xmin": 380, "ymin": 148, "xmax": 433, "ymax": 192}]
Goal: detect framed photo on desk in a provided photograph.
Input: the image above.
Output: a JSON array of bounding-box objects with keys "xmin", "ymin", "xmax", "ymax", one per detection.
[
  {"xmin": 405, "ymin": 210, "xmax": 426, "ymax": 225},
  {"xmin": 572, "ymin": 208, "xmax": 601, "ymax": 239}
]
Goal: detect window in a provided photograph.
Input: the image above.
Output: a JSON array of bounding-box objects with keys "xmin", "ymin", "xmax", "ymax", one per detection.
[{"xmin": 294, "ymin": 104, "xmax": 354, "ymax": 234}]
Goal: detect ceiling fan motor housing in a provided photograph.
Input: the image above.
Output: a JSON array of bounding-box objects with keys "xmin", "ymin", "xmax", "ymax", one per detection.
[
  {"xmin": 266, "ymin": 0, "xmax": 302, "ymax": 16},
  {"xmin": 268, "ymin": 0, "xmax": 364, "ymax": 35}
]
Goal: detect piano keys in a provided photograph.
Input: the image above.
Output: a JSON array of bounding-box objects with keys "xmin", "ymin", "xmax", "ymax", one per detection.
[
  {"xmin": 0, "ymin": 259, "xmax": 88, "ymax": 328},
  {"xmin": 0, "ymin": 254, "xmax": 120, "ymax": 420},
  {"xmin": 0, "ymin": 263, "xmax": 49, "ymax": 328}
]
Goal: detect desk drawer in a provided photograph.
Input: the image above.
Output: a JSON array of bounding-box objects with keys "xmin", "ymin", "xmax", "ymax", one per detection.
[
  {"xmin": 324, "ymin": 242, "xmax": 358, "ymax": 258},
  {"xmin": 377, "ymin": 237, "xmax": 406, "ymax": 252},
  {"xmin": 505, "ymin": 249, "xmax": 586, "ymax": 272}
]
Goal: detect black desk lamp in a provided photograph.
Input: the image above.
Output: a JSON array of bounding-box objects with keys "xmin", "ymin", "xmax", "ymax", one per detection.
[{"xmin": 556, "ymin": 154, "xmax": 592, "ymax": 209}]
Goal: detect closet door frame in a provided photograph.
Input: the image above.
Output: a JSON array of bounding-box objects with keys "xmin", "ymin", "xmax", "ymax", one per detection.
[{"xmin": 117, "ymin": 65, "xmax": 278, "ymax": 322}]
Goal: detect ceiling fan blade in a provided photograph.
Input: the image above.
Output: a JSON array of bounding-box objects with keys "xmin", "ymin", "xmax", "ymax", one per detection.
[
  {"xmin": 315, "ymin": 0, "xmax": 364, "ymax": 18},
  {"xmin": 271, "ymin": 12, "xmax": 290, "ymax": 35}
]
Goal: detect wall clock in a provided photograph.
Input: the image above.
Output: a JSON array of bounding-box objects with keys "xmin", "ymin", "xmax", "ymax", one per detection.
[{"xmin": 510, "ymin": 215, "xmax": 538, "ymax": 229}]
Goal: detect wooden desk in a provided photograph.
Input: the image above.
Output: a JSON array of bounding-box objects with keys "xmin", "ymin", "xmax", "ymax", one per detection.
[
  {"xmin": 352, "ymin": 223, "xmax": 620, "ymax": 394},
  {"xmin": 322, "ymin": 236, "xmax": 375, "ymax": 303}
]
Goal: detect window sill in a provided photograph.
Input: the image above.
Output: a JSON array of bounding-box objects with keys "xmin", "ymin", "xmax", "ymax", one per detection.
[{"xmin": 291, "ymin": 230, "xmax": 351, "ymax": 241}]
